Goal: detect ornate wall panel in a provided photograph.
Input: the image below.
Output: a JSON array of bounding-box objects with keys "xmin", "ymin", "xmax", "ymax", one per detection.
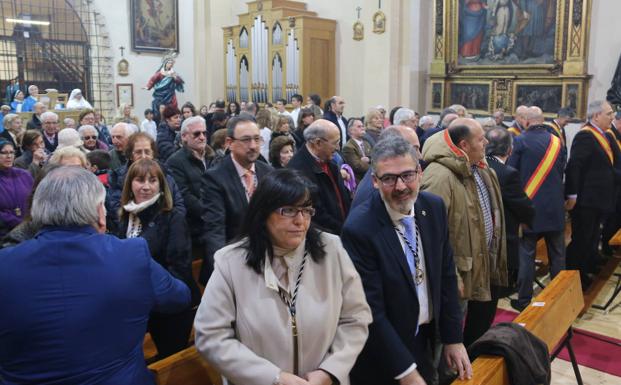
[{"xmin": 430, "ymin": 0, "xmax": 592, "ymax": 118}]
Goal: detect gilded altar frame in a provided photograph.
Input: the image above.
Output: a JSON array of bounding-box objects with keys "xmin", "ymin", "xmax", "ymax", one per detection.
[{"xmin": 430, "ymin": 0, "xmax": 591, "ymax": 119}]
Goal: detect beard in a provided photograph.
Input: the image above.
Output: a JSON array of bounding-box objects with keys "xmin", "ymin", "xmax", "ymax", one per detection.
[{"xmin": 379, "ymin": 185, "xmax": 418, "ymax": 215}]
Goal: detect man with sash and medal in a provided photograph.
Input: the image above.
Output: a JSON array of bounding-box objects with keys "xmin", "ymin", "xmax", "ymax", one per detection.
[
  {"xmin": 545, "ymin": 107, "xmax": 574, "ymax": 153},
  {"xmin": 508, "ymin": 107, "xmax": 566, "ymax": 310},
  {"xmin": 565, "ymin": 100, "xmax": 621, "ymax": 289},
  {"xmin": 508, "ymin": 105, "xmax": 529, "ymax": 137},
  {"xmin": 601, "ymin": 110, "xmax": 621, "ymax": 256},
  {"xmin": 342, "ymin": 135, "xmax": 471, "ymax": 385}
]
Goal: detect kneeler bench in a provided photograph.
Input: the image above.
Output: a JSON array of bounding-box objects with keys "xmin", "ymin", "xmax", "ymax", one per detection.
[
  {"xmin": 148, "ymin": 345, "xmax": 222, "ymax": 385},
  {"xmin": 452, "ymin": 270, "xmax": 584, "ymax": 385}
]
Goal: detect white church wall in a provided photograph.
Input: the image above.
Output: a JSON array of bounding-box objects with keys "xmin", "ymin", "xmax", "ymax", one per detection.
[
  {"xmin": 92, "ymin": 0, "xmax": 198, "ymax": 121},
  {"xmin": 587, "ymin": 0, "xmax": 621, "ymax": 104}
]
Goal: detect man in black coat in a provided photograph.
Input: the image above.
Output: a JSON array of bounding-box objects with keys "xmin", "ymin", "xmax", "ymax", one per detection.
[
  {"xmin": 342, "ymin": 136, "xmax": 471, "ymax": 385},
  {"xmin": 485, "ymin": 128, "xmax": 534, "ymax": 299},
  {"xmin": 166, "ymin": 116, "xmax": 215, "ymax": 267},
  {"xmin": 322, "ymin": 96, "xmax": 348, "ymax": 149},
  {"xmin": 201, "ymin": 115, "xmax": 272, "ymax": 284},
  {"xmin": 565, "ymin": 100, "xmax": 621, "ymax": 287},
  {"xmin": 287, "ymin": 119, "xmax": 351, "ymax": 234}
]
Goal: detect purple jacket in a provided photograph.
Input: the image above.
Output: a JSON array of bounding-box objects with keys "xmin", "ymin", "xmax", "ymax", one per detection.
[{"xmin": 0, "ymin": 167, "xmax": 33, "ymax": 237}]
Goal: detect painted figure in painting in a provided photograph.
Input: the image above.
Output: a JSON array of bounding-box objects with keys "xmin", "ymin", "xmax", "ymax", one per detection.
[
  {"xmin": 459, "ymin": 0, "xmax": 488, "ymax": 60},
  {"xmin": 133, "ymin": 0, "xmax": 177, "ymax": 50},
  {"xmin": 144, "ymin": 51, "xmax": 184, "ymax": 118},
  {"xmin": 516, "ymin": 0, "xmax": 555, "ymax": 59}
]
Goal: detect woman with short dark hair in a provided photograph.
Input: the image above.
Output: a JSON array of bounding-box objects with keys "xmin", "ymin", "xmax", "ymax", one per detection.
[
  {"xmin": 14, "ymin": 130, "xmax": 46, "ymax": 179},
  {"xmin": 269, "ymin": 135, "xmax": 295, "ymax": 168},
  {"xmin": 194, "ymin": 169, "xmax": 371, "ymax": 385}
]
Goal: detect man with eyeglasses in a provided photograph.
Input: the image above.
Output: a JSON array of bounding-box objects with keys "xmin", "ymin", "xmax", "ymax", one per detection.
[
  {"xmin": 201, "ymin": 115, "xmax": 273, "ymax": 284},
  {"xmin": 40, "ymin": 111, "xmax": 60, "ymax": 154},
  {"xmin": 421, "ymin": 118, "xmax": 506, "ymax": 349},
  {"xmin": 288, "ymin": 119, "xmax": 351, "ymax": 234},
  {"xmin": 342, "ymin": 136, "xmax": 471, "ymax": 385},
  {"xmin": 167, "ymin": 116, "xmax": 216, "ymax": 269}
]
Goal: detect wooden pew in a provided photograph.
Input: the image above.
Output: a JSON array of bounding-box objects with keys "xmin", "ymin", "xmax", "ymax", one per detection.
[
  {"xmin": 610, "ymin": 228, "xmax": 621, "ymax": 247},
  {"xmin": 452, "ymin": 270, "xmax": 584, "ymax": 385},
  {"xmin": 148, "ymin": 346, "xmax": 222, "ymax": 385}
]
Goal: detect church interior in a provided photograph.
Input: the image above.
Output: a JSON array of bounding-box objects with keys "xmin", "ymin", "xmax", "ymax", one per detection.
[{"xmin": 1, "ymin": 0, "xmax": 621, "ymax": 384}]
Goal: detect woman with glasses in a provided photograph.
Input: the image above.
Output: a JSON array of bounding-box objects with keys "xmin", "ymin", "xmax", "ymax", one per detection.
[
  {"xmin": 0, "ymin": 138, "xmax": 33, "ymax": 238},
  {"xmin": 117, "ymin": 159, "xmax": 199, "ymax": 359},
  {"xmin": 195, "ymin": 169, "xmax": 371, "ymax": 385},
  {"xmin": 78, "ymin": 125, "xmax": 109, "ymax": 151}
]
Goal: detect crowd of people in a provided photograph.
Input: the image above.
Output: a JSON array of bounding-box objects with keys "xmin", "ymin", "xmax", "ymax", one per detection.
[{"xmin": 0, "ymin": 86, "xmax": 620, "ymax": 385}]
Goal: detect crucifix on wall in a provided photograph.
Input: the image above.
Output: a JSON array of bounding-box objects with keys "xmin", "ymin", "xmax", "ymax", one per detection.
[
  {"xmin": 117, "ymin": 45, "xmax": 129, "ymax": 76},
  {"xmin": 353, "ymin": 6, "xmax": 364, "ymax": 41}
]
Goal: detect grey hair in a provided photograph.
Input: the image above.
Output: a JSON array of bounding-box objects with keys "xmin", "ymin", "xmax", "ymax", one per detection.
[
  {"xmin": 49, "ymin": 146, "xmax": 88, "ymax": 167},
  {"xmin": 379, "ymin": 125, "xmax": 406, "ymax": 141},
  {"xmin": 31, "ymin": 166, "xmax": 105, "ymax": 228},
  {"xmin": 2, "ymin": 113, "xmax": 19, "ymax": 128},
  {"xmin": 485, "ymin": 128, "xmax": 513, "ymax": 157},
  {"xmin": 347, "ymin": 117, "xmax": 362, "ymax": 134},
  {"xmin": 419, "ymin": 115, "xmax": 434, "ymax": 126},
  {"xmin": 111, "ymin": 122, "xmax": 133, "ymax": 137},
  {"xmin": 303, "ymin": 119, "xmax": 331, "ymax": 141},
  {"xmin": 180, "ymin": 115, "xmax": 206, "ymax": 135},
  {"xmin": 587, "ymin": 100, "xmax": 608, "ymax": 120},
  {"xmin": 78, "ymin": 124, "xmax": 98, "ymax": 137},
  {"xmin": 371, "ymin": 136, "xmax": 419, "ymax": 171},
  {"xmin": 393, "ymin": 108, "xmax": 416, "ymax": 125},
  {"xmin": 40, "ymin": 111, "xmax": 59, "ymax": 123}
]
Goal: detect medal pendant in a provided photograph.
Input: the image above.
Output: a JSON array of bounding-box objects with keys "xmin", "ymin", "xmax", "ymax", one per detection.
[
  {"xmin": 14, "ymin": 207, "xmax": 21, "ymax": 216},
  {"xmin": 415, "ymin": 268, "xmax": 424, "ymax": 285}
]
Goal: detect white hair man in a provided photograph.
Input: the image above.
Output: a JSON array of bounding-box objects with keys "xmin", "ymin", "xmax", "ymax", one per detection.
[
  {"xmin": 109, "ymin": 122, "xmax": 133, "ymax": 170},
  {"xmin": 40, "ymin": 111, "xmax": 60, "ymax": 153},
  {"xmin": 0, "ymin": 166, "xmax": 190, "ymax": 383}
]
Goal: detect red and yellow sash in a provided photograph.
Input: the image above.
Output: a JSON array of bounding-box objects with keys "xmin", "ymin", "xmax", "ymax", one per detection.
[
  {"xmin": 545, "ymin": 121, "xmax": 565, "ymax": 146},
  {"xmin": 607, "ymin": 129, "xmax": 621, "ymax": 153},
  {"xmin": 583, "ymin": 126, "xmax": 613, "ymax": 164},
  {"xmin": 523, "ymin": 135, "xmax": 561, "ymax": 199},
  {"xmin": 507, "ymin": 126, "xmax": 521, "ymax": 136}
]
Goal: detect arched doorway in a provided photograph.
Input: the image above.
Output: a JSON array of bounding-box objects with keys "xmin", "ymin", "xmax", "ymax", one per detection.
[{"xmin": 0, "ymin": 0, "xmax": 114, "ymax": 115}]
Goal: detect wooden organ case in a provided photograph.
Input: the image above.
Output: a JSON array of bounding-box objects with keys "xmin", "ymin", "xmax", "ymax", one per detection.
[{"xmin": 223, "ymin": 1, "xmax": 336, "ymax": 106}]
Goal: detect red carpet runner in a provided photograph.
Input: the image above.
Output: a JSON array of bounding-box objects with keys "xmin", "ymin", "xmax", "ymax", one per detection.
[{"xmin": 493, "ymin": 308, "xmax": 621, "ymax": 377}]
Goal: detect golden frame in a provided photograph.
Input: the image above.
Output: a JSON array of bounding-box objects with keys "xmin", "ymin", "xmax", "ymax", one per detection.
[
  {"xmin": 430, "ymin": 0, "xmax": 592, "ymax": 118},
  {"xmin": 448, "ymin": 80, "xmax": 493, "ymax": 115}
]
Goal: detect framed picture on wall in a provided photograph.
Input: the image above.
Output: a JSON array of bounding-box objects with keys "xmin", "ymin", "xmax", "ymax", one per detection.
[
  {"xmin": 513, "ymin": 83, "xmax": 563, "ymax": 116},
  {"xmin": 116, "ymin": 83, "xmax": 134, "ymax": 107},
  {"xmin": 449, "ymin": 82, "xmax": 490, "ymax": 114},
  {"xmin": 130, "ymin": 0, "xmax": 179, "ymax": 53}
]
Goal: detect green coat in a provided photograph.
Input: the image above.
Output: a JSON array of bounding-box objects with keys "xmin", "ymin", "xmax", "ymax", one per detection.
[{"xmin": 421, "ymin": 130, "xmax": 507, "ymax": 301}]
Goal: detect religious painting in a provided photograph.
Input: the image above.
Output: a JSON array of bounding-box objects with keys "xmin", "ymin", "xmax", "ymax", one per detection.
[
  {"xmin": 131, "ymin": 0, "xmax": 179, "ymax": 53},
  {"xmin": 457, "ymin": 0, "xmax": 558, "ymax": 66},
  {"xmin": 565, "ymin": 84, "xmax": 580, "ymax": 113},
  {"xmin": 116, "ymin": 83, "xmax": 134, "ymax": 107},
  {"xmin": 515, "ymin": 84, "xmax": 561, "ymax": 113},
  {"xmin": 431, "ymin": 82, "xmax": 444, "ymax": 110},
  {"xmin": 450, "ymin": 83, "xmax": 490, "ymax": 112}
]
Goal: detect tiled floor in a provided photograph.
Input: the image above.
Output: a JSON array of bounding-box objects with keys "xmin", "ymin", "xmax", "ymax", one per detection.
[{"xmin": 499, "ymin": 265, "xmax": 621, "ymax": 385}]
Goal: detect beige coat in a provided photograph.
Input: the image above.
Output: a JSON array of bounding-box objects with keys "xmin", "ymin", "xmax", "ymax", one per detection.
[
  {"xmin": 194, "ymin": 232, "xmax": 371, "ymax": 385},
  {"xmin": 421, "ymin": 129, "xmax": 507, "ymax": 301}
]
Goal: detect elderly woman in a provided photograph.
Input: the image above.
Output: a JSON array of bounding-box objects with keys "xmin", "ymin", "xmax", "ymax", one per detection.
[
  {"xmin": 1, "ymin": 113, "xmax": 24, "ymax": 158},
  {"xmin": 10, "ymin": 90, "xmax": 24, "ymax": 113},
  {"xmin": 269, "ymin": 135, "xmax": 295, "ymax": 169},
  {"xmin": 78, "ymin": 125, "xmax": 109, "ymax": 151},
  {"xmin": 363, "ymin": 108, "xmax": 384, "ymax": 146},
  {"xmin": 118, "ymin": 159, "xmax": 199, "ymax": 358},
  {"xmin": 56, "ymin": 128, "xmax": 87, "ymax": 153},
  {"xmin": 0, "ymin": 139, "xmax": 33, "ymax": 238},
  {"xmin": 113, "ymin": 103, "xmax": 140, "ymax": 125},
  {"xmin": 194, "ymin": 169, "xmax": 371, "ymax": 385},
  {"xmin": 79, "ymin": 109, "xmax": 112, "ymax": 146},
  {"xmin": 66, "ymin": 88, "xmax": 93, "ymax": 110},
  {"xmin": 49, "ymin": 146, "xmax": 89, "ymax": 168},
  {"xmin": 14, "ymin": 130, "xmax": 46, "ymax": 179}
]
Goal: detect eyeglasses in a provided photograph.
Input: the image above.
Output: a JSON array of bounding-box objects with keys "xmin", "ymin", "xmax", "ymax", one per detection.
[
  {"xmin": 375, "ymin": 170, "xmax": 419, "ymax": 187},
  {"xmin": 82, "ymin": 135, "xmax": 97, "ymax": 140},
  {"xmin": 192, "ymin": 130, "xmax": 207, "ymax": 138},
  {"xmin": 43, "ymin": 121, "xmax": 59, "ymax": 125},
  {"xmin": 277, "ymin": 206, "xmax": 316, "ymax": 218},
  {"xmin": 0, "ymin": 150, "xmax": 15, "ymax": 156},
  {"xmin": 232, "ymin": 136, "xmax": 264, "ymax": 145}
]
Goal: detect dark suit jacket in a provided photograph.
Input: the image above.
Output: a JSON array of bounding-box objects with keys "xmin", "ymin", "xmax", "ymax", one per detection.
[
  {"xmin": 323, "ymin": 110, "xmax": 349, "ymax": 148},
  {"xmin": 508, "ymin": 126, "xmax": 565, "ymax": 233},
  {"xmin": 42, "ymin": 132, "xmax": 58, "ymax": 154},
  {"xmin": 0, "ymin": 226, "xmax": 190, "ymax": 384},
  {"xmin": 565, "ymin": 123, "xmax": 621, "ymax": 212},
  {"xmin": 487, "ymin": 156, "xmax": 534, "ymax": 270},
  {"xmin": 342, "ymin": 191, "xmax": 462, "ymax": 384},
  {"xmin": 342, "ymin": 138, "xmax": 372, "ymax": 182},
  {"xmin": 201, "ymin": 155, "xmax": 272, "ymax": 284},
  {"xmin": 287, "ymin": 145, "xmax": 351, "ymax": 234},
  {"xmin": 351, "ymin": 169, "xmax": 374, "ymax": 210}
]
